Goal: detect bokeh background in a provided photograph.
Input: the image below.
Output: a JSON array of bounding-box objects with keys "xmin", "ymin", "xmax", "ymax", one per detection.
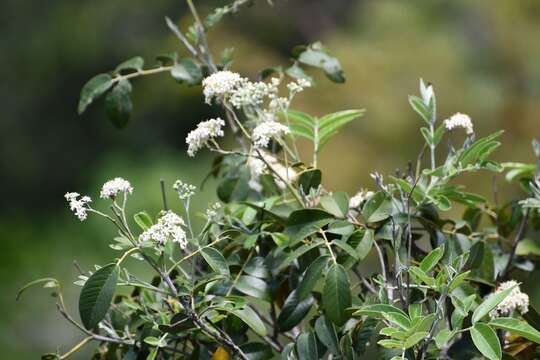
[{"xmin": 2, "ymin": 0, "xmax": 540, "ymax": 357}]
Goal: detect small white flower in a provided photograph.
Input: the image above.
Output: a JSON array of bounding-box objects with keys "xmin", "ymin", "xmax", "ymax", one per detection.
[
  {"xmin": 65, "ymin": 192, "xmax": 92, "ymax": 221},
  {"xmin": 230, "ymin": 81, "xmax": 273, "ymax": 109},
  {"xmin": 287, "ymin": 79, "xmax": 311, "ymax": 94},
  {"xmin": 100, "ymin": 177, "xmax": 133, "ymax": 199},
  {"xmin": 139, "ymin": 211, "xmax": 187, "ymax": 248},
  {"xmin": 173, "ymin": 180, "xmax": 196, "ymax": 200},
  {"xmin": 202, "ymin": 71, "xmax": 242, "ymax": 104},
  {"xmin": 489, "ymin": 280, "xmax": 529, "ymax": 318},
  {"xmin": 252, "ymin": 121, "xmax": 290, "ymax": 148},
  {"xmin": 186, "ymin": 118, "xmax": 226, "ymax": 157},
  {"xmin": 444, "ymin": 113, "xmax": 474, "ymax": 135},
  {"xmin": 349, "ymin": 190, "xmax": 374, "ymax": 209},
  {"xmin": 206, "ymin": 202, "xmax": 222, "ymax": 220}
]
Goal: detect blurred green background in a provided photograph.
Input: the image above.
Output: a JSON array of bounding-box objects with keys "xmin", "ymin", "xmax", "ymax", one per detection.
[{"xmin": 2, "ymin": 0, "xmax": 540, "ymax": 358}]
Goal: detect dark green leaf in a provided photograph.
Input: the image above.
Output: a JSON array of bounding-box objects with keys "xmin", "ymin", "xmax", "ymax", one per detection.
[
  {"xmin": 296, "ymin": 332, "xmax": 318, "ymax": 360},
  {"xmin": 171, "ymin": 58, "xmax": 202, "ymax": 85},
  {"xmin": 323, "ymin": 263, "xmax": 351, "ymax": 326},
  {"xmin": 78, "ymin": 74, "xmax": 113, "ymax": 114},
  {"xmin": 315, "ymin": 316, "xmax": 340, "ymax": 356},
  {"xmin": 105, "ymin": 79, "xmax": 132, "ymax": 128},
  {"xmin": 298, "ymin": 169, "xmax": 321, "ymax": 193},
  {"xmin": 235, "ymin": 275, "xmax": 270, "ymax": 301},
  {"xmin": 297, "ymin": 255, "xmax": 330, "ymax": 300},
  {"xmin": 201, "ymin": 247, "xmax": 230, "ymax": 276},
  {"xmin": 79, "ymin": 263, "xmax": 119, "ymax": 329},
  {"xmin": 278, "ymin": 291, "xmax": 314, "ymax": 331},
  {"xmin": 320, "ymin": 192, "xmax": 349, "ymax": 218},
  {"xmin": 285, "ymin": 209, "xmax": 334, "ymax": 245}
]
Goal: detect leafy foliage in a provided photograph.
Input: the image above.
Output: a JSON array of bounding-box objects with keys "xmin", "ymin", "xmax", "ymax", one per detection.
[{"xmin": 20, "ymin": 1, "xmax": 540, "ymax": 360}]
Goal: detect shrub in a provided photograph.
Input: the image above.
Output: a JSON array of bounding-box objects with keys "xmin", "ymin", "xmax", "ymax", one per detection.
[{"xmin": 20, "ymin": 1, "xmax": 540, "ymax": 359}]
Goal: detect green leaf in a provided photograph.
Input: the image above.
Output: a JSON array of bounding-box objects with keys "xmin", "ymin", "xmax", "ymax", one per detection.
[
  {"xmin": 448, "ymin": 271, "xmax": 471, "ymax": 292},
  {"xmin": 434, "ymin": 329, "xmax": 455, "ymax": 349},
  {"xmin": 105, "ymin": 79, "xmax": 132, "ymax": 128},
  {"xmin": 420, "ymin": 245, "xmax": 444, "ymax": 272},
  {"xmin": 298, "ymin": 169, "xmax": 322, "ymax": 193},
  {"xmin": 362, "ymin": 191, "xmax": 393, "ymax": 223},
  {"xmin": 318, "ymin": 110, "xmax": 365, "ymax": 149},
  {"xmin": 279, "ymin": 241, "xmax": 323, "ymax": 270},
  {"xmin": 227, "ymin": 306, "xmax": 267, "ymax": 337},
  {"xmin": 356, "ymin": 229, "xmax": 374, "ymax": 260},
  {"xmin": 472, "ymin": 284, "xmax": 516, "ymax": 323},
  {"xmin": 79, "ymin": 263, "xmax": 119, "ymax": 329},
  {"xmin": 323, "ymin": 263, "xmax": 351, "ymax": 326},
  {"xmin": 409, "ymin": 266, "xmax": 435, "ymax": 286},
  {"xmin": 16, "ymin": 278, "xmax": 59, "ymax": 301},
  {"xmin": 235, "ymin": 275, "xmax": 270, "ymax": 301},
  {"xmin": 382, "ymin": 312, "xmax": 411, "ymax": 330},
  {"xmin": 470, "ymin": 323, "xmax": 501, "ymax": 360},
  {"xmin": 277, "ymin": 291, "xmax": 314, "ymax": 331},
  {"xmin": 404, "ymin": 331, "xmax": 428, "ymax": 349},
  {"xmin": 408, "ymin": 95, "xmax": 431, "ymax": 124},
  {"xmin": 285, "ymin": 209, "xmax": 334, "ymax": 245},
  {"xmin": 78, "ymin": 74, "xmax": 113, "ymax": 114},
  {"xmin": 114, "ymin": 56, "xmax": 144, "ymax": 74},
  {"xmin": 171, "ymin": 58, "xmax": 202, "ymax": 85},
  {"xmin": 315, "ymin": 316, "xmax": 340, "ymax": 356},
  {"xmin": 353, "ymin": 304, "xmax": 408, "ymax": 319},
  {"xmin": 201, "ymin": 247, "xmax": 230, "ymax": 277},
  {"xmin": 217, "ymin": 175, "xmax": 250, "ymax": 203},
  {"xmin": 320, "ymin": 192, "xmax": 349, "ymax": 218},
  {"xmin": 133, "ymin": 211, "xmax": 153, "ymax": 231},
  {"xmin": 489, "ymin": 317, "xmax": 540, "ymax": 344},
  {"xmin": 297, "ymin": 256, "xmax": 330, "ymax": 300},
  {"xmin": 296, "ymin": 332, "xmax": 318, "ymax": 360}
]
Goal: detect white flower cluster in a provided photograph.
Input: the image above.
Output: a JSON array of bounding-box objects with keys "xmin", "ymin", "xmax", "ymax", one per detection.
[
  {"xmin": 230, "ymin": 78, "xmax": 279, "ymax": 109},
  {"xmin": 139, "ymin": 211, "xmax": 187, "ymax": 248},
  {"xmin": 100, "ymin": 177, "xmax": 133, "ymax": 199},
  {"xmin": 349, "ymin": 189, "xmax": 374, "ymax": 209},
  {"xmin": 206, "ymin": 202, "xmax": 222, "ymax": 220},
  {"xmin": 202, "ymin": 71, "xmax": 242, "ymax": 104},
  {"xmin": 173, "ymin": 180, "xmax": 196, "ymax": 200},
  {"xmin": 444, "ymin": 113, "xmax": 474, "ymax": 135},
  {"xmin": 252, "ymin": 121, "xmax": 290, "ymax": 148},
  {"xmin": 186, "ymin": 118, "xmax": 225, "ymax": 157},
  {"xmin": 287, "ymin": 78, "xmax": 311, "ymax": 95},
  {"xmin": 489, "ymin": 280, "xmax": 529, "ymax": 318},
  {"xmin": 65, "ymin": 192, "xmax": 92, "ymax": 221}
]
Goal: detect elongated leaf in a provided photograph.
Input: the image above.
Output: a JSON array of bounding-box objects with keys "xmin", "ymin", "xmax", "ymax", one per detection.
[
  {"xmin": 382, "ymin": 312, "xmax": 411, "ymax": 330},
  {"xmin": 408, "ymin": 95, "xmax": 431, "ymax": 124},
  {"xmin": 285, "ymin": 209, "xmax": 334, "ymax": 245},
  {"xmin": 315, "ymin": 316, "xmax": 340, "ymax": 356},
  {"xmin": 133, "ymin": 211, "xmax": 153, "ymax": 231},
  {"xmin": 227, "ymin": 306, "xmax": 267, "ymax": 337},
  {"xmin": 297, "ymin": 256, "xmax": 330, "ymax": 300},
  {"xmin": 278, "ymin": 291, "xmax": 314, "ymax": 331},
  {"xmin": 278, "ymin": 241, "xmax": 323, "ymax": 270},
  {"xmin": 79, "ymin": 263, "xmax": 119, "ymax": 329},
  {"xmin": 362, "ymin": 191, "xmax": 393, "ymax": 223},
  {"xmin": 470, "ymin": 323, "xmax": 501, "ymax": 360},
  {"xmin": 201, "ymin": 248, "xmax": 230, "ymax": 277},
  {"xmin": 105, "ymin": 79, "xmax": 132, "ymax": 128},
  {"xmin": 171, "ymin": 58, "xmax": 202, "ymax": 85},
  {"xmin": 235, "ymin": 275, "xmax": 270, "ymax": 301},
  {"xmin": 420, "ymin": 245, "xmax": 444, "ymax": 272},
  {"xmin": 472, "ymin": 284, "xmax": 515, "ymax": 323},
  {"xmin": 318, "ymin": 109, "xmax": 365, "ymax": 149},
  {"xmin": 296, "ymin": 332, "xmax": 318, "ymax": 360},
  {"xmin": 323, "ymin": 263, "xmax": 351, "ymax": 326},
  {"xmin": 404, "ymin": 331, "xmax": 428, "ymax": 349},
  {"xmin": 78, "ymin": 74, "xmax": 113, "ymax": 114},
  {"xmin": 489, "ymin": 317, "xmax": 540, "ymax": 344},
  {"xmin": 353, "ymin": 304, "xmax": 408, "ymax": 319},
  {"xmin": 287, "ymin": 110, "xmax": 315, "ymax": 128}
]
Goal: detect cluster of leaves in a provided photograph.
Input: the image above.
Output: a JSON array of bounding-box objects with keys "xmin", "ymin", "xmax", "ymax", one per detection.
[{"xmin": 20, "ymin": 1, "xmax": 540, "ymax": 360}]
